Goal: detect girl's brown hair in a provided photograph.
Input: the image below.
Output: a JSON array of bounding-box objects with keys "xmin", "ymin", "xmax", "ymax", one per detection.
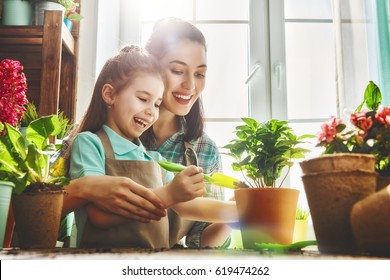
[
  {"xmin": 142, "ymin": 18, "xmax": 207, "ymax": 144},
  {"xmin": 77, "ymin": 44, "xmax": 163, "ymax": 134},
  {"xmin": 63, "ymin": 45, "xmax": 163, "ymax": 161}
]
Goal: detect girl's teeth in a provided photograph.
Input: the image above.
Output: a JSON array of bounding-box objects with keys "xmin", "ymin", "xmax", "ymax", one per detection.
[
  {"xmin": 135, "ymin": 118, "xmax": 147, "ymax": 128},
  {"xmin": 173, "ymin": 94, "xmax": 191, "ymax": 100}
]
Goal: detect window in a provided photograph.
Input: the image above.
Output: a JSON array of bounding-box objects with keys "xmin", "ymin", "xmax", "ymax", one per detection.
[{"xmin": 86, "ymin": 0, "xmax": 386, "ymax": 207}]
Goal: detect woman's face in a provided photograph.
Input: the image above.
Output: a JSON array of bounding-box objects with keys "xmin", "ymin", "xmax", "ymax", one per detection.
[{"xmin": 160, "ymin": 39, "xmax": 207, "ymax": 116}]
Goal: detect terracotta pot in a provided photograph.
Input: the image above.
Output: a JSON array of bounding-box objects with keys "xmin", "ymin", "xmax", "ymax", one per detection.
[
  {"xmin": 12, "ymin": 190, "xmax": 65, "ymax": 249},
  {"xmin": 302, "ymin": 170, "xmax": 376, "ymax": 254},
  {"xmin": 351, "ymin": 186, "xmax": 390, "ymax": 256},
  {"xmin": 300, "ymin": 153, "xmax": 376, "ymax": 175},
  {"xmin": 376, "ymin": 176, "xmax": 390, "ymax": 192},
  {"xmin": 234, "ymin": 188, "xmax": 299, "ymax": 249}
]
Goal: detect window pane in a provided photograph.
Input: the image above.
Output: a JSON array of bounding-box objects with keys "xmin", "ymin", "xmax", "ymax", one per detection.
[
  {"xmin": 340, "ymin": 0, "xmax": 365, "ymax": 20},
  {"xmin": 139, "ymin": 0, "xmax": 193, "ymax": 21},
  {"xmin": 198, "ymin": 24, "xmax": 249, "ymax": 118},
  {"xmin": 284, "ymin": 0, "xmax": 332, "ymax": 19},
  {"xmin": 285, "ymin": 23, "xmax": 336, "ymax": 119},
  {"xmin": 196, "ymin": 0, "xmax": 249, "ymax": 20},
  {"xmin": 341, "ymin": 23, "xmax": 371, "ymax": 109}
]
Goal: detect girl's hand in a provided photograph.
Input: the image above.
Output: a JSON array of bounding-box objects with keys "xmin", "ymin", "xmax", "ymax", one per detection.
[{"xmin": 165, "ymin": 165, "xmax": 205, "ymax": 205}]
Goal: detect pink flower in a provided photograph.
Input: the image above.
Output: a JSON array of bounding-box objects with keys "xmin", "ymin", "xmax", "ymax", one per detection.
[
  {"xmin": 350, "ymin": 111, "xmax": 373, "ymax": 137},
  {"xmin": 375, "ymin": 106, "xmax": 390, "ymax": 126},
  {"xmin": 0, "ymin": 59, "xmax": 28, "ymax": 126},
  {"xmin": 317, "ymin": 116, "xmax": 343, "ymax": 143}
]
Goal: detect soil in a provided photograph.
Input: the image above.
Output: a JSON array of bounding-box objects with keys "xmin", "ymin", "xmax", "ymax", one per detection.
[{"xmin": 23, "ymin": 182, "xmax": 64, "ymax": 193}]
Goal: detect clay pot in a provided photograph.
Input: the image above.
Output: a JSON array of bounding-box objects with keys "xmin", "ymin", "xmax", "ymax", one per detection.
[
  {"xmin": 300, "ymin": 153, "xmax": 376, "ymax": 175},
  {"xmin": 302, "ymin": 170, "xmax": 377, "ymax": 254},
  {"xmin": 351, "ymin": 186, "xmax": 390, "ymax": 256},
  {"xmin": 12, "ymin": 190, "xmax": 65, "ymax": 249},
  {"xmin": 234, "ymin": 188, "xmax": 299, "ymax": 249}
]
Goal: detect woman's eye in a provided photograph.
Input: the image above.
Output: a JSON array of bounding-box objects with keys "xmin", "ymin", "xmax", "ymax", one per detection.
[
  {"xmin": 155, "ymin": 103, "xmax": 161, "ymax": 108},
  {"xmin": 138, "ymin": 97, "xmax": 147, "ymax": 102},
  {"xmin": 195, "ymin": 72, "xmax": 206, "ymax": 78}
]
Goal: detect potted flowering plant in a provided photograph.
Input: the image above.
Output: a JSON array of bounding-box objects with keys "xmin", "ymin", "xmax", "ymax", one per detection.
[
  {"xmin": 223, "ymin": 118, "xmax": 313, "ymax": 248},
  {"xmin": 0, "ymin": 59, "xmax": 28, "ymax": 248},
  {"xmin": 300, "ymin": 81, "xmax": 382, "ymax": 254},
  {"xmin": 0, "ymin": 59, "xmax": 69, "ymax": 249},
  {"xmin": 316, "ymin": 81, "xmax": 390, "ymax": 190}
]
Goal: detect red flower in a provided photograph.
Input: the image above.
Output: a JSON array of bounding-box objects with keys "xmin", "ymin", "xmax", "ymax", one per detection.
[
  {"xmin": 0, "ymin": 59, "xmax": 28, "ymax": 126},
  {"xmin": 350, "ymin": 111, "xmax": 373, "ymax": 137},
  {"xmin": 317, "ymin": 116, "xmax": 342, "ymax": 143},
  {"xmin": 375, "ymin": 106, "xmax": 390, "ymax": 126}
]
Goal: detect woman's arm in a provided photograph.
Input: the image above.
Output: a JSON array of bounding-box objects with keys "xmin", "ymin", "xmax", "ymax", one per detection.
[{"xmin": 172, "ymin": 197, "xmax": 238, "ymax": 223}]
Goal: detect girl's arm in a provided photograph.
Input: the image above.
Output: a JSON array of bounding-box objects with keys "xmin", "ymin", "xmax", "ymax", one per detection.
[{"xmin": 172, "ymin": 198, "xmax": 238, "ymax": 223}]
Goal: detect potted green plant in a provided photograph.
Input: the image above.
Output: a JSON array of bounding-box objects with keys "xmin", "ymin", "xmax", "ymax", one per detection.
[
  {"xmin": 223, "ymin": 118, "xmax": 312, "ymax": 248},
  {"xmin": 0, "ymin": 115, "xmax": 69, "ymax": 249},
  {"xmin": 34, "ymin": 0, "xmax": 82, "ymax": 28}
]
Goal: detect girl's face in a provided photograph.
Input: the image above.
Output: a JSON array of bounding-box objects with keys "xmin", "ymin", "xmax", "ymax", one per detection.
[
  {"xmin": 160, "ymin": 39, "xmax": 207, "ymax": 116},
  {"xmin": 106, "ymin": 73, "xmax": 164, "ymax": 141}
]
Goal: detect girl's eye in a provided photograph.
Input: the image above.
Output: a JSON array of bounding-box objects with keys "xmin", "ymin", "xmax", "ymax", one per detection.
[
  {"xmin": 171, "ymin": 69, "xmax": 183, "ymax": 75},
  {"xmin": 155, "ymin": 103, "xmax": 161, "ymax": 108},
  {"xmin": 138, "ymin": 97, "xmax": 147, "ymax": 102}
]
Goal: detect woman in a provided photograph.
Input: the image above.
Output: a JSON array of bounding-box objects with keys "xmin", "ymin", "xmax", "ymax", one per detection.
[{"xmin": 141, "ymin": 18, "xmax": 231, "ymax": 248}]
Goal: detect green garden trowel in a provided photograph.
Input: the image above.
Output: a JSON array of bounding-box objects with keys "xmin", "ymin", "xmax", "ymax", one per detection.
[{"xmin": 157, "ymin": 160, "xmax": 240, "ymax": 189}]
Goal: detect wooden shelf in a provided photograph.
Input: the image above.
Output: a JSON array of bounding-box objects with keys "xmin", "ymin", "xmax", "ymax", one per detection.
[{"xmin": 0, "ymin": 10, "xmax": 79, "ymax": 122}]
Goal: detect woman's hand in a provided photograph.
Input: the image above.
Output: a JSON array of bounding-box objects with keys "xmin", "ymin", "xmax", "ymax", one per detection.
[
  {"xmin": 163, "ymin": 165, "xmax": 205, "ymax": 206},
  {"xmin": 63, "ymin": 176, "xmax": 166, "ymax": 223}
]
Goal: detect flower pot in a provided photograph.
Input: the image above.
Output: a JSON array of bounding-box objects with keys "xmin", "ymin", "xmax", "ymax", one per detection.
[
  {"xmin": 2, "ymin": 0, "xmax": 33, "ymax": 25},
  {"xmin": 34, "ymin": 1, "xmax": 65, "ymax": 25},
  {"xmin": 302, "ymin": 170, "xmax": 377, "ymax": 254},
  {"xmin": 292, "ymin": 219, "xmax": 308, "ymax": 243},
  {"xmin": 0, "ymin": 181, "xmax": 14, "ymax": 249},
  {"xmin": 300, "ymin": 153, "xmax": 376, "ymax": 175},
  {"xmin": 234, "ymin": 188, "xmax": 299, "ymax": 249},
  {"xmin": 12, "ymin": 190, "xmax": 65, "ymax": 249},
  {"xmin": 350, "ymin": 185, "xmax": 390, "ymax": 256},
  {"xmin": 63, "ymin": 18, "xmax": 72, "ymax": 32}
]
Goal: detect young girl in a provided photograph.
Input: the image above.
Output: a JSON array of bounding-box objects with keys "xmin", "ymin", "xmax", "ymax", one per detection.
[{"xmin": 69, "ymin": 45, "xmax": 237, "ymax": 248}]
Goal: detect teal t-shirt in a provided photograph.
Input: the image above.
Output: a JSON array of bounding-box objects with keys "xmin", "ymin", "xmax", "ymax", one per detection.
[
  {"xmin": 70, "ymin": 125, "xmax": 173, "ymax": 182},
  {"xmin": 69, "ymin": 125, "xmax": 173, "ymax": 247}
]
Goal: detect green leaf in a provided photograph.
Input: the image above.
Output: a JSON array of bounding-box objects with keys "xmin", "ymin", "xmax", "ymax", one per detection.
[
  {"xmin": 26, "ymin": 115, "xmax": 61, "ymax": 150},
  {"xmin": 363, "ymin": 81, "xmax": 382, "ymax": 111}
]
